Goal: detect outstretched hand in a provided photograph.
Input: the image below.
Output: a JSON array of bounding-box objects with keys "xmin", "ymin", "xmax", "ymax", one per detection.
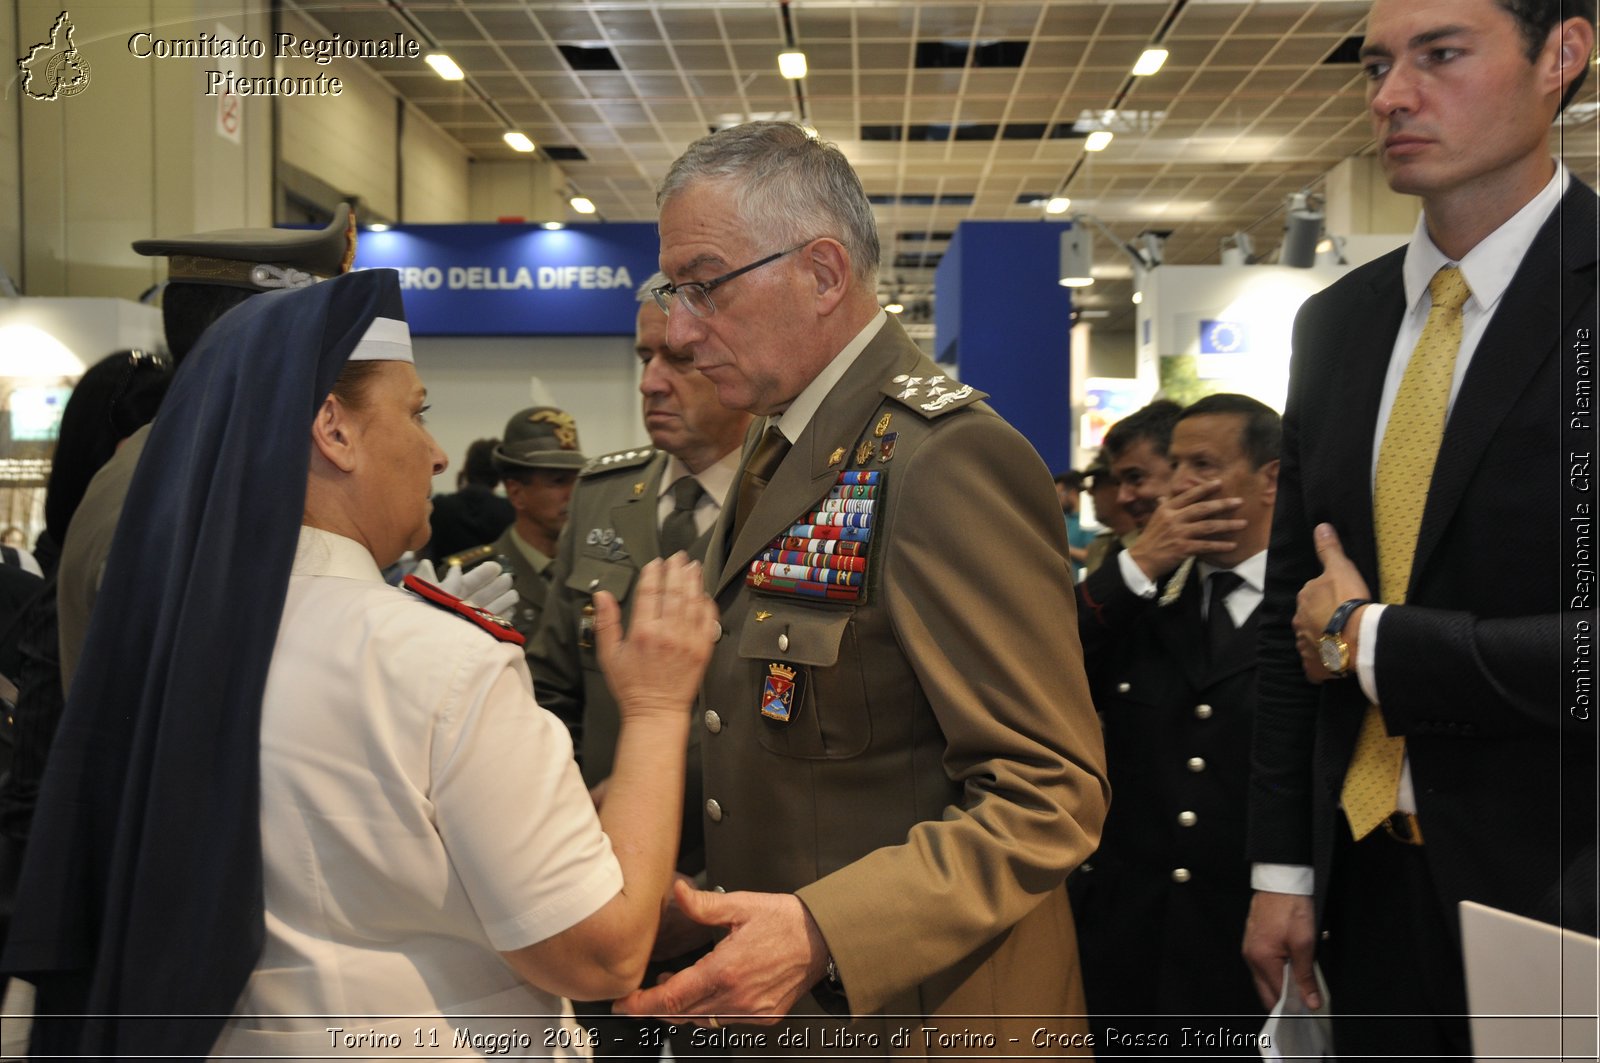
[{"xmin": 594, "ymin": 555, "xmax": 720, "ymax": 720}]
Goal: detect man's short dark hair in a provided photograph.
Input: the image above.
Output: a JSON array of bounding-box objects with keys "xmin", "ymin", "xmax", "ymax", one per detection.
[
  {"xmin": 460, "ymin": 439, "xmax": 501, "ymax": 489},
  {"xmin": 1497, "ymin": 0, "xmax": 1595, "ymax": 111},
  {"xmin": 1054, "ymin": 470, "xmax": 1085, "ymax": 491},
  {"xmin": 1177, "ymin": 393, "xmax": 1282, "ymax": 470},
  {"xmin": 1103, "ymin": 399, "xmax": 1183, "ymax": 461}
]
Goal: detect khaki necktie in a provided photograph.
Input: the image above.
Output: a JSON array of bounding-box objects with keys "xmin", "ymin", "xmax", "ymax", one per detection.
[
  {"xmin": 658, "ymin": 475, "xmax": 705, "ymax": 558},
  {"xmin": 731, "ymin": 425, "xmax": 791, "ymax": 542},
  {"xmin": 1341, "ymin": 265, "xmax": 1471, "ymax": 840}
]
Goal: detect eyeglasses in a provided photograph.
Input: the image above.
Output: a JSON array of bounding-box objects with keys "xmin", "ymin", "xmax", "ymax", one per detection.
[{"xmin": 651, "ymin": 241, "xmax": 813, "ymax": 318}]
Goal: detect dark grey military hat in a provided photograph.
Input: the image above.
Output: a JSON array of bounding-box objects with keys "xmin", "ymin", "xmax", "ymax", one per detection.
[
  {"xmin": 493, "ymin": 406, "xmax": 587, "ymax": 471},
  {"xmin": 132, "ymin": 203, "xmax": 356, "ymax": 291}
]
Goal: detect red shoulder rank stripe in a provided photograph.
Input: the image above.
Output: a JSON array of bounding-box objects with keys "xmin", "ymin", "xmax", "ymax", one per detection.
[{"xmin": 402, "ymin": 574, "xmax": 525, "ymax": 646}]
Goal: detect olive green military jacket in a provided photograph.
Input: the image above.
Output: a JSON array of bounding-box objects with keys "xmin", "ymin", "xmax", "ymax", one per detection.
[
  {"xmin": 699, "ymin": 317, "xmax": 1109, "ymax": 1050},
  {"xmin": 526, "ymin": 447, "xmax": 709, "ymax": 875}
]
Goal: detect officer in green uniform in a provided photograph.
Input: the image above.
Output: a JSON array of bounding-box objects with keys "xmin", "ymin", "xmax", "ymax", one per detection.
[
  {"xmin": 526, "ymin": 276, "xmax": 749, "ymax": 1059},
  {"xmin": 442, "ymin": 407, "xmax": 585, "ymax": 645}
]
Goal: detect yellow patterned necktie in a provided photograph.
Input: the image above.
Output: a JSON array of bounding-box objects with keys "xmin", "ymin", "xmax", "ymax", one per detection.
[{"xmin": 1341, "ymin": 265, "xmax": 1471, "ymax": 840}]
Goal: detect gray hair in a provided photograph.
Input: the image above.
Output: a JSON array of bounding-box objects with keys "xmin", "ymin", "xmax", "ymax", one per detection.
[
  {"xmin": 657, "ymin": 121, "xmax": 880, "ymax": 286},
  {"xmin": 636, "ymin": 271, "xmax": 669, "ymax": 304}
]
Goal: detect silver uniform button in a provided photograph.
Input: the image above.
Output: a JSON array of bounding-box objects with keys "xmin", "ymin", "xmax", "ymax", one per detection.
[
  {"xmin": 1194, "ymin": 703, "xmax": 1213, "ymax": 719},
  {"xmin": 704, "ymin": 709, "xmax": 722, "ymax": 734},
  {"xmin": 588, "ymin": 578, "xmax": 601, "ymax": 591},
  {"xmin": 1178, "ymin": 810, "xmax": 1198, "ymax": 827},
  {"xmin": 714, "ymin": 621, "xmax": 725, "ymax": 641},
  {"xmin": 1187, "ymin": 757, "xmax": 1206, "ymax": 773},
  {"xmin": 778, "ymin": 632, "xmax": 790, "ymax": 652},
  {"xmin": 1171, "ymin": 868, "xmax": 1192, "ymax": 884},
  {"xmin": 713, "ymin": 885, "xmax": 727, "ymax": 894},
  {"xmin": 1116, "ymin": 681, "xmax": 1131, "ymax": 694},
  {"xmin": 705, "ymin": 798, "xmax": 723, "ymax": 822}
]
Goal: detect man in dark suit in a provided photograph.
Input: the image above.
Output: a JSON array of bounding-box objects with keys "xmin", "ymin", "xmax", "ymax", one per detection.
[
  {"xmin": 1075, "ymin": 394, "xmax": 1279, "ymax": 1051},
  {"xmin": 1243, "ymin": 0, "xmax": 1598, "ymax": 1057},
  {"xmin": 613, "ymin": 120, "xmax": 1109, "ymax": 1049}
]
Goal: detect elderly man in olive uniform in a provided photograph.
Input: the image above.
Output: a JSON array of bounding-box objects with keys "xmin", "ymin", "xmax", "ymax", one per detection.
[
  {"xmin": 444, "ymin": 407, "xmax": 585, "ymax": 645},
  {"xmin": 614, "ymin": 121, "xmax": 1109, "ymax": 1051},
  {"xmin": 58, "ymin": 207, "xmax": 357, "ymax": 693},
  {"xmin": 527, "ymin": 276, "xmax": 749, "ymax": 1057}
]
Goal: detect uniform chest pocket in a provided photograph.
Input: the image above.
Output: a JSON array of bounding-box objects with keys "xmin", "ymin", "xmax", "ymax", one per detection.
[
  {"xmin": 737, "ymin": 602, "xmax": 871, "ymax": 760},
  {"xmin": 566, "ymin": 559, "xmax": 639, "ymax": 657}
]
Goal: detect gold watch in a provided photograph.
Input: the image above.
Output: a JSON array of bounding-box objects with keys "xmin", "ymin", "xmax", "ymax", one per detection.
[{"xmin": 1316, "ymin": 598, "xmax": 1369, "ymax": 677}]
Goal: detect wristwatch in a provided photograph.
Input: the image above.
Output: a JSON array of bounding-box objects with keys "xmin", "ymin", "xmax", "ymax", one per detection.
[{"xmin": 1317, "ymin": 598, "xmax": 1369, "ymax": 678}]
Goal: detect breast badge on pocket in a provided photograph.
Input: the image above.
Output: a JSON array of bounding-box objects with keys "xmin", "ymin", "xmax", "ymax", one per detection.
[{"xmin": 760, "ymin": 662, "xmax": 807, "ymax": 723}]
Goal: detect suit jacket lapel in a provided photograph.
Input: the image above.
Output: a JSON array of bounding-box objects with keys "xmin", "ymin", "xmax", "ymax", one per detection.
[
  {"xmin": 1339, "ymin": 253, "xmax": 1408, "ymax": 587},
  {"xmin": 1412, "ymin": 183, "xmax": 1599, "ymax": 585},
  {"xmin": 1155, "ymin": 565, "xmax": 1209, "ymax": 690},
  {"xmin": 712, "ymin": 320, "xmax": 924, "ymax": 596}
]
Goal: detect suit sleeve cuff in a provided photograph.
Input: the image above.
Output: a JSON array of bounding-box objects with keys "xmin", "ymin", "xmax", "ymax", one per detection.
[
  {"xmin": 1116, "ymin": 549, "xmax": 1158, "ymax": 598},
  {"xmin": 1356, "ymin": 603, "xmax": 1386, "ymax": 704},
  {"xmin": 1251, "ymin": 863, "xmax": 1314, "ymax": 895}
]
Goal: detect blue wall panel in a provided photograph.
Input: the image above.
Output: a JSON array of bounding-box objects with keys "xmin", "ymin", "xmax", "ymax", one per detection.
[{"xmin": 935, "ymin": 221, "xmax": 1074, "ymax": 472}]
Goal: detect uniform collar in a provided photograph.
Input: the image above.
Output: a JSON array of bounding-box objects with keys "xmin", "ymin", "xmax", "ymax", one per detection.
[
  {"xmin": 293, "ymin": 524, "xmax": 385, "ymax": 582},
  {"xmin": 771, "ymin": 310, "xmax": 888, "ymax": 444}
]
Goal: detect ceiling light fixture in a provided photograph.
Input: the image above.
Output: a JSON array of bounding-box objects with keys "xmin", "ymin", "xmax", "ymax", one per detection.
[
  {"xmin": 1060, "ymin": 214, "xmax": 1159, "ymax": 288},
  {"xmin": 503, "ymin": 131, "xmax": 535, "ymax": 152},
  {"xmin": 779, "ymin": 51, "xmax": 808, "ymax": 79},
  {"xmin": 569, "ymin": 196, "xmax": 597, "ymax": 214},
  {"xmin": 1131, "ymin": 47, "xmax": 1168, "ymax": 76},
  {"xmin": 367, "ymin": 223, "xmax": 391, "ymax": 233},
  {"xmin": 542, "ymin": 222, "xmax": 565, "ymax": 231},
  {"xmin": 425, "ymin": 53, "xmax": 464, "ymax": 80},
  {"xmin": 1084, "ymin": 130, "xmax": 1114, "ymax": 152},
  {"xmin": 1131, "ymin": 290, "xmax": 1144, "ymax": 305},
  {"xmin": 1045, "ymin": 197, "xmax": 1071, "ymax": 214},
  {"xmin": 1280, "ymin": 192, "xmax": 1324, "ymax": 268}
]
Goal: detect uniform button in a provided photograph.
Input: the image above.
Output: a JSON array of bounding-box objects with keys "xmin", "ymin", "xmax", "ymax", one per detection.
[
  {"xmin": 1116, "ymin": 681, "xmax": 1131, "ymax": 694},
  {"xmin": 1321, "ymin": 930, "xmax": 1332, "ymax": 941},
  {"xmin": 778, "ymin": 632, "xmax": 790, "ymax": 653},
  {"xmin": 1194, "ymin": 703, "xmax": 1213, "ymax": 719},
  {"xmin": 713, "ymin": 885, "xmax": 727, "ymax": 894},
  {"xmin": 705, "ymin": 798, "xmax": 723, "ymax": 822},
  {"xmin": 1171, "ymin": 868, "xmax": 1192, "ymax": 884},
  {"xmin": 588, "ymin": 578, "xmax": 601, "ymax": 591},
  {"xmin": 704, "ymin": 709, "xmax": 722, "ymax": 734},
  {"xmin": 1178, "ymin": 810, "xmax": 1198, "ymax": 827},
  {"xmin": 714, "ymin": 621, "xmax": 725, "ymax": 641},
  {"xmin": 1187, "ymin": 757, "xmax": 1206, "ymax": 773}
]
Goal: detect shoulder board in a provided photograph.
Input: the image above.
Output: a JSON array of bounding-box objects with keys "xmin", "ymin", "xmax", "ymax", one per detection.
[
  {"xmin": 580, "ymin": 446, "xmax": 656, "ymax": 477},
  {"xmin": 880, "ymin": 373, "xmax": 987, "ymax": 419},
  {"xmin": 439, "ymin": 543, "xmax": 497, "ymax": 570},
  {"xmin": 402, "ymin": 574, "xmax": 525, "ymax": 645}
]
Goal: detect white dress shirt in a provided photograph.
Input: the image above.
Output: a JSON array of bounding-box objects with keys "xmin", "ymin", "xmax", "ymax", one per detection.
[{"xmin": 656, "ymin": 448, "xmax": 741, "ymax": 537}]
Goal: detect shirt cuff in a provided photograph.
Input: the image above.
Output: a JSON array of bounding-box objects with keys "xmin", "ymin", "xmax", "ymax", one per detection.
[
  {"xmin": 1117, "ymin": 549, "xmax": 1158, "ymax": 598},
  {"xmin": 1251, "ymin": 863, "xmax": 1314, "ymax": 895},
  {"xmin": 1356, "ymin": 603, "xmax": 1386, "ymax": 704}
]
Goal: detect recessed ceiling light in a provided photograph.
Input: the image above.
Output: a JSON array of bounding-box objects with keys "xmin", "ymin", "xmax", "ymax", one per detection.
[
  {"xmin": 778, "ymin": 51, "xmax": 808, "ymax": 79},
  {"xmin": 1084, "ymin": 130, "xmax": 1114, "ymax": 152},
  {"xmin": 1045, "ymin": 197, "xmax": 1071, "ymax": 214},
  {"xmin": 425, "ymin": 53, "xmax": 464, "ymax": 81},
  {"xmin": 503, "ymin": 131, "xmax": 535, "ymax": 152},
  {"xmin": 1131, "ymin": 48, "xmax": 1168, "ymax": 77},
  {"xmin": 367, "ymin": 223, "xmax": 390, "ymax": 232},
  {"xmin": 569, "ymin": 196, "xmax": 596, "ymax": 214},
  {"xmin": 542, "ymin": 222, "xmax": 565, "ymax": 231}
]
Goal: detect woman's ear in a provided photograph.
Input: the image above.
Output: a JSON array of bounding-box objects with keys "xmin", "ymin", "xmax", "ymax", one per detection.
[{"xmin": 310, "ymin": 394, "xmax": 359, "ymax": 473}]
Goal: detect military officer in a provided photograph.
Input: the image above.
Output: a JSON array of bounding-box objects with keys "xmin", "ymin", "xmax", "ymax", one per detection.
[
  {"xmin": 444, "ymin": 407, "xmax": 585, "ymax": 644},
  {"xmin": 58, "ymin": 206, "xmax": 358, "ymax": 692},
  {"xmin": 613, "ymin": 121, "xmax": 1109, "ymax": 1051},
  {"xmin": 527, "ymin": 275, "xmax": 749, "ymax": 1057},
  {"xmin": 528, "ymin": 275, "xmax": 749, "ymax": 783},
  {"xmin": 1073, "ymin": 394, "xmax": 1280, "ymax": 1050}
]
